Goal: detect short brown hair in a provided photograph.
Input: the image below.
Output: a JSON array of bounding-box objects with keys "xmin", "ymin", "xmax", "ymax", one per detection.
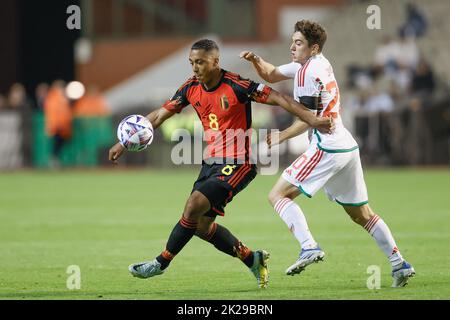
[{"xmin": 294, "ymin": 20, "xmax": 327, "ymax": 51}]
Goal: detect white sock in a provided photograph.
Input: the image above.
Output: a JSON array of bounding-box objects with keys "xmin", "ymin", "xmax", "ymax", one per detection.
[
  {"xmin": 364, "ymin": 214, "xmax": 404, "ymax": 269},
  {"xmin": 274, "ymin": 198, "xmax": 317, "ymax": 250}
]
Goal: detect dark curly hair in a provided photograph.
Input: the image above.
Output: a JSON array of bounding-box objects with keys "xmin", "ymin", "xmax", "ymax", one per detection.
[{"xmin": 294, "ymin": 20, "xmax": 327, "ymax": 51}]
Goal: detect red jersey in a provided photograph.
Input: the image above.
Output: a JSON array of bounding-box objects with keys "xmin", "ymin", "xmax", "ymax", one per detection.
[{"xmin": 163, "ymin": 70, "xmax": 271, "ymax": 162}]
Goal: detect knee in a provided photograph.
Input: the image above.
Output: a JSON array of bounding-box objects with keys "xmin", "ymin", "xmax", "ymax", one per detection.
[
  {"xmin": 183, "ymin": 192, "xmax": 210, "ymax": 221},
  {"xmin": 183, "ymin": 204, "xmax": 201, "ymax": 222},
  {"xmin": 345, "ymin": 204, "xmax": 374, "ymax": 226},
  {"xmin": 268, "ymin": 189, "xmax": 282, "ymax": 207},
  {"xmin": 349, "ymin": 214, "xmax": 366, "ymax": 226}
]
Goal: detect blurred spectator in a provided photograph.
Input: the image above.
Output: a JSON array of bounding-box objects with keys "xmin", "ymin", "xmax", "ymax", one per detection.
[
  {"xmin": 73, "ymin": 85, "xmax": 110, "ymax": 117},
  {"xmin": 350, "ymin": 82, "xmax": 395, "ymax": 114},
  {"xmin": 363, "ymin": 89, "xmax": 394, "ymax": 113},
  {"xmin": 390, "ymin": 63, "xmax": 413, "ymax": 95},
  {"xmin": 396, "ymin": 32, "xmax": 419, "ymax": 70},
  {"xmin": 370, "ymin": 32, "xmax": 419, "ymax": 80},
  {"xmin": 400, "ymin": 2, "xmax": 428, "ymax": 38},
  {"xmin": 411, "ymin": 57, "xmax": 435, "ymax": 98},
  {"xmin": 7, "ymin": 83, "xmax": 33, "ymax": 111},
  {"xmin": 7, "ymin": 83, "xmax": 34, "ymax": 166},
  {"xmin": 35, "ymin": 83, "xmax": 49, "ymax": 111},
  {"xmin": 44, "ymin": 80, "xmax": 73, "ymax": 167},
  {"xmin": 374, "ymin": 35, "xmax": 402, "ymax": 75}
]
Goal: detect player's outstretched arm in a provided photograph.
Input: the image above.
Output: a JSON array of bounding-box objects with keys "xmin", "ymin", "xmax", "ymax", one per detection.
[
  {"xmin": 240, "ymin": 51, "xmax": 289, "ymax": 83},
  {"xmin": 264, "ymin": 89, "xmax": 334, "ymax": 134},
  {"xmin": 108, "ymin": 107, "xmax": 175, "ymax": 164},
  {"xmin": 145, "ymin": 106, "xmax": 175, "ymax": 130},
  {"xmin": 267, "ymin": 119, "xmax": 309, "ymax": 149}
]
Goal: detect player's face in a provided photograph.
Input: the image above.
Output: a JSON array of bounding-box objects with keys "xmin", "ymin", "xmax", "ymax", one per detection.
[
  {"xmin": 189, "ymin": 49, "xmax": 219, "ymax": 84},
  {"xmin": 290, "ymin": 31, "xmax": 317, "ymax": 65}
]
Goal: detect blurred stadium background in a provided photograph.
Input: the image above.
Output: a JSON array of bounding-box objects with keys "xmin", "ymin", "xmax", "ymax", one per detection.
[
  {"xmin": 1, "ymin": 0, "xmax": 449, "ymax": 169},
  {"xmin": 1, "ymin": 0, "xmax": 450, "ymax": 300}
]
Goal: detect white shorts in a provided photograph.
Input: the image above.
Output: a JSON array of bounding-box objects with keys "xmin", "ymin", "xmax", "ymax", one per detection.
[{"xmin": 281, "ymin": 145, "xmax": 368, "ymax": 206}]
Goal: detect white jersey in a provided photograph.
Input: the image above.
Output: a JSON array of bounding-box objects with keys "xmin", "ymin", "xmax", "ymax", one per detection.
[{"xmin": 278, "ymin": 54, "xmax": 358, "ymax": 152}]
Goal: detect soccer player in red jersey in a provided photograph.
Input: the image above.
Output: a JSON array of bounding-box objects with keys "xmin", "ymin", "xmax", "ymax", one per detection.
[{"xmin": 108, "ymin": 39, "xmax": 333, "ymax": 288}]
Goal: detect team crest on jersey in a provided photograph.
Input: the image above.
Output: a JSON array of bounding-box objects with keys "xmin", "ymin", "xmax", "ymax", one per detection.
[
  {"xmin": 220, "ymin": 95, "xmax": 229, "ymax": 110},
  {"xmin": 315, "ymin": 77, "xmax": 325, "ymax": 91}
]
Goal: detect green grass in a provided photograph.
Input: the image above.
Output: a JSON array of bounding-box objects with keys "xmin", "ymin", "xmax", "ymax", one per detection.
[{"xmin": 0, "ymin": 168, "xmax": 449, "ymax": 300}]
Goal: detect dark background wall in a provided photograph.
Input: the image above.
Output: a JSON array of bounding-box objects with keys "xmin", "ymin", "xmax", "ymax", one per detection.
[
  {"xmin": 0, "ymin": 0, "xmax": 21, "ymax": 94},
  {"xmin": 0, "ymin": 0, "xmax": 80, "ymax": 95}
]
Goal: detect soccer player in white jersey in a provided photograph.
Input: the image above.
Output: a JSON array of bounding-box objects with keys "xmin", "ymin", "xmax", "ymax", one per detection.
[{"xmin": 240, "ymin": 20, "xmax": 415, "ymax": 287}]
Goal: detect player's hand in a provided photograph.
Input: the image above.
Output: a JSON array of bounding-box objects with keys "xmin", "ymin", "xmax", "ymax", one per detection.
[
  {"xmin": 239, "ymin": 51, "xmax": 259, "ymax": 63},
  {"xmin": 266, "ymin": 131, "xmax": 281, "ymax": 149},
  {"xmin": 109, "ymin": 142, "xmax": 125, "ymax": 164},
  {"xmin": 314, "ymin": 116, "xmax": 335, "ymax": 134}
]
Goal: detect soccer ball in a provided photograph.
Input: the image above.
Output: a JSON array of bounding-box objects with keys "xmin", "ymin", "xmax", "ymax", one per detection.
[{"xmin": 117, "ymin": 115, "xmax": 154, "ymax": 152}]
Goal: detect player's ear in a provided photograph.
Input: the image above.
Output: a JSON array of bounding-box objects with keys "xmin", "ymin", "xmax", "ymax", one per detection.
[
  {"xmin": 311, "ymin": 44, "xmax": 320, "ymax": 55},
  {"xmin": 210, "ymin": 49, "xmax": 220, "ymax": 67},
  {"xmin": 213, "ymin": 56, "xmax": 219, "ymax": 67}
]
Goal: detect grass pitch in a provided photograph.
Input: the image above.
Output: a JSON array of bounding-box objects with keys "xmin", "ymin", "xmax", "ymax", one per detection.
[{"xmin": 0, "ymin": 168, "xmax": 449, "ymax": 300}]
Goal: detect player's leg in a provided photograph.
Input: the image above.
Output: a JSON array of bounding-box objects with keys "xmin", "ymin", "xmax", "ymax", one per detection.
[
  {"xmin": 156, "ymin": 191, "xmax": 211, "ymax": 267},
  {"xmin": 195, "ymin": 210, "xmax": 269, "ymax": 288},
  {"xmin": 194, "ymin": 163, "xmax": 269, "ymax": 288},
  {"xmin": 342, "ymin": 203, "xmax": 415, "ymax": 287},
  {"xmin": 270, "ymin": 147, "xmax": 332, "ymax": 275},
  {"xmin": 268, "ymin": 176, "xmax": 319, "ymax": 251},
  {"xmin": 196, "ymin": 215, "xmax": 254, "ymax": 265},
  {"xmin": 343, "ymin": 203, "xmax": 401, "ymax": 262},
  {"xmin": 194, "ymin": 163, "xmax": 256, "ymax": 266},
  {"xmin": 327, "ymin": 150, "xmax": 415, "ymax": 287},
  {"xmin": 343, "ymin": 203, "xmax": 401, "ymax": 253},
  {"xmin": 129, "ymin": 190, "xmax": 211, "ymax": 279}
]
